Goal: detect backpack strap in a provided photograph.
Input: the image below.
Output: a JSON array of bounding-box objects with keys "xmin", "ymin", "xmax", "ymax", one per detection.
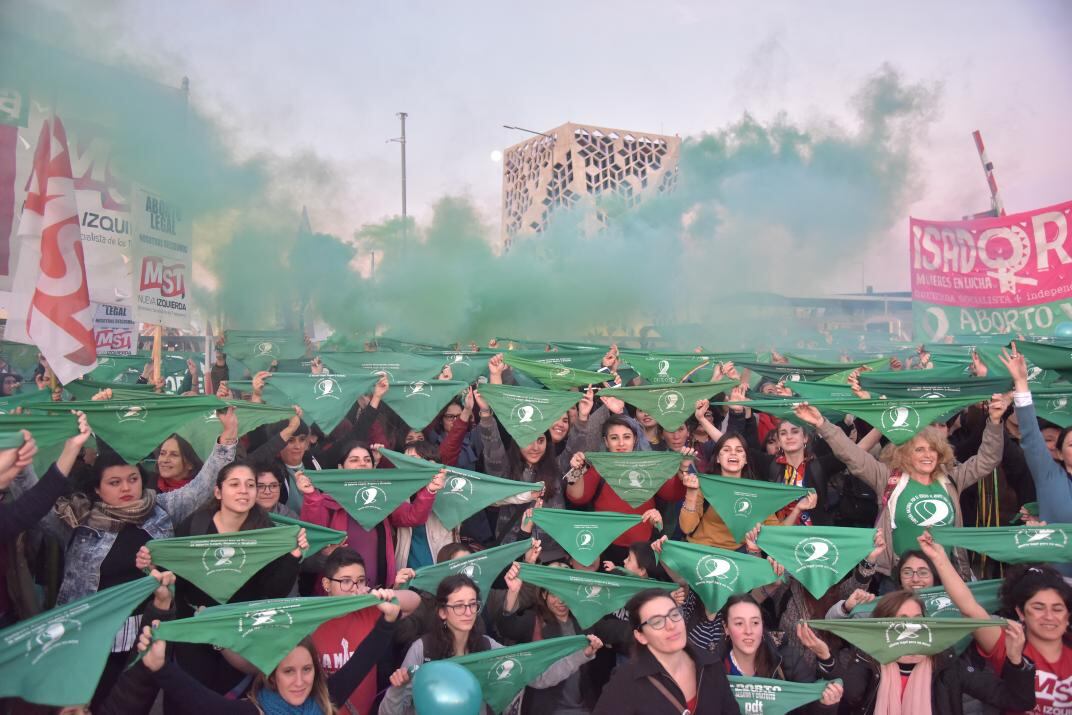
[{"xmin": 646, "ymin": 675, "xmax": 693, "ymax": 715}]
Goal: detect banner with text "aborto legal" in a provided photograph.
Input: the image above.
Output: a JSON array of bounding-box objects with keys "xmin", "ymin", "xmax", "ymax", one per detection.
[{"xmin": 910, "ymin": 200, "xmax": 1072, "ymax": 340}]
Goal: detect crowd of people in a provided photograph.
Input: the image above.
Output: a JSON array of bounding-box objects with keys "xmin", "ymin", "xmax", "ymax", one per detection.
[{"xmin": 1, "ymin": 336, "xmax": 1071, "ymax": 715}]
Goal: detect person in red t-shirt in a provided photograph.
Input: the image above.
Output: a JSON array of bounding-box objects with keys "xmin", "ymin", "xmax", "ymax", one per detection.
[
  {"xmin": 311, "ymin": 547, "xmax": 421, "ymax": 715},
  {"xmin": 922, "ymin": 531, "xmax": 1072, "ymax": 715},
  {"xmin": 565, "ymin": 415, "xmax": 688, "ymax": 563}
]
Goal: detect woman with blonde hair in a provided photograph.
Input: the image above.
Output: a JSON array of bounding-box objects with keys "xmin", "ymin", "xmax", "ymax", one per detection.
[{"xmin": 792, "ymin": 394, "xmax": 1008, "ymax": 579}]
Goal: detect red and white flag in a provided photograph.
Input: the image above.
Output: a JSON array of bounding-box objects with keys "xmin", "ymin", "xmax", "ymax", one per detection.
[{"xmin": 7, "ymin": 116, "xmax": 96, "ymax": 383}]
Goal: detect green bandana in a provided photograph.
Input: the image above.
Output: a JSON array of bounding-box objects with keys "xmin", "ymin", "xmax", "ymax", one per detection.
[
  {"xmin": 0, "ymin": 412, "xmax": 79, "ymax": 475},
  {"xmin": 1029, "ymin": 389, "xmax": 1072, "ymax": 428},
  {"xmin": 477, "ymin": 384, "xmax": 582, "ymax": 447},
  {"xmin": 529, "ymin": 508, "xmax": 641, "ymax": 566},
  {"xmin": 420, "ymin": 351, "xmax": 491, "ymax": 384},
  {"xmin": 806, "ymin": 617, "xmax": 1000, "ymax": 664},
  {"xmin": 179, "ymin": 399, "xmax": 295, "ymax": 460},
  {"xmin": 268, "ymin": 513, "xmax": 346, "ymax": 557},
  {"xmin": 147, "ymin": 526, "xmax": 299, "ymax": 603},
  {"xmin": 85, "ymin": 353, "xmax": 198, "ymax": 394},
  {"xmin": 0, "ymin": 576, "xmax": 158, "ymax": 706},
  {"xmin": 657, "ymin": 540, "xmax": 777, "ymax": 612},
  {"xmin": 224, "ymin": 331, "xmax": 307, "ymax": 373},
  {"xmin": 584, "ymin": 452, "xmax": 683, "ymax": 508},
  {"xmin": 853, "ymin": 579, "xmax": 1002, "ymax": 618},
  {"xmin": 0, "ymin": 431, "xmax": 25, "ymax": 449},
  {"xmin": 0, "ymin": 388, "xmax": 52, "ymax": 413},
  {"xmin": 503, "ymin": 353, "xmax": 611, "ymax": 391},
  {"xmin": 381, "ymin": 380, "xmax": 467, "ymax": 430},
  {"xmin": 319, "ymin": 351, "xmax": 446, "ymax": 383},
  {"xmin": 734, "ymin": 359, "xmax": 883, "ymax": 385},
  {"xmin": 858, "ymin": 370, "xmax": 1011, "ymax": 399},
  {"xmin": 788, "ymin": 382, "xmax": 858, "ymax": 401},
  {"xmin": 0, "ymin": 339, "xmax": 45, "ymax": 379},
  {"xmin": 697, "ymin": 475, "xmax": 811, "ymax": 542},
  {"xmin": 757, "ymin": 526, "xmax": 876, "ymax": 598},
  {"xmin": 258, "ymin": 373, "xmax": 378, "ymax": 433},
  {"xmin": 728, "ymin": 676, "xmax": 836, "ymax": 715},
  {"xmin": 448, "ymin": 635, "xmax": 590, "ymax": 714},
  {"xmin": 378, "ymin": 448, "xmax": 537, "ymax": 530},
  {"xmin": 407, "ymin": 540, "xmax": 531, "ymax": 598},
  {"xmin": 1012, "ymin": 502, "xmax": 1040, "ymax": 523},
  {"xmin": 154, "ymin": 595, "xmax": 383, "ymax": 675},
  {"xmin": 620, "ymin": 352, "xmax": 711, "ymax": 385},
  {"xmin": 931, "ymin": 525, "xmax": 1072, "ymax": 564},
  {"xmin": 598, "ymin": 381, "xmax": 738, "ymax": 430},
  {"xmin": 309, "ymin": 469, "xmax": 431, "ymax": 529},
  {"xmin": 1015, "ymin": 341, "xmax": 1072, "ymax": 372},
  {"xmin": 41, "ymin": 395, "xmax": 230, "ymax": 463},
  {"xmin": 517, "ymin": 563, "xmax": 675, "ymax": 628},
  {"xmin": 63, "ymin": 380, "xmax": 156, "ymax": 401}
]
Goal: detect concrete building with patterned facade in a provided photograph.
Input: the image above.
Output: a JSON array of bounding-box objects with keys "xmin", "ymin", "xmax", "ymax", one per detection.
[{"xmin": 501, "ymin": 122, "xmax": 681, "ymax": 247}]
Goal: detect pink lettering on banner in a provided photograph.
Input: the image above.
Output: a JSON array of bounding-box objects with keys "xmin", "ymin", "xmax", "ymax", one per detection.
[{"xmin": 910, "ymin": 200, "xmax": 1072, "ymax": 309}]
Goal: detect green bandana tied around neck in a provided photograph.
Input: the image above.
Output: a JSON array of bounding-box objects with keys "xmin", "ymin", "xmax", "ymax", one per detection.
[
  {"xmin": 380, "ymin": 380, "xmax": 468, "ymax": 429},
  {"xmin": 503, "ymin": 353, "xmax": 612, "ymax": 390},
  {"xmin": 0, "ymin": 576, "xmax": 158, "ymax": 706},
  {"xmin": 658, "ymin": 540, "xmax": 777, "ymax": 612},
  {"xmin": 805, "ymin": 617, "xmax": 1001, "ymax": 664},
  {"xmin": 407, "ymin": 540, "xmax": 531, "ymax": 598},
  {"xmin": 757, "ymin": 525, "xmax": 877, "ymax": 598},
  {"xmin": 256, "ymin": 373, "xmax": 378, "ymax": 433},
  {"xmin": 517, "ymin": 563, "xmax": 675, "ymax": 628},
  {"xmin": 223, "ymin": 330, "xmax": 307, "ymax": 373},
  {"xmin": 728, "ymin": 676, "xmax": 838, "ymax": 715},
  {"xmin": 268, "ymin": 513, "xmax": 346, "ymax": 557},
  {"xmin": 853, "ymin": 579, "xmax": 1002, "ymax": 618},
  {"xmin": 597, "ymin": 380, "xmax": 738, "ymax": 431},
  {"xmin": 146, "ymin": 526, "xmax": 299, "ymax": 603},
  {"xmin": 584, "ymin": 451, "xmax": 683, "ymax": 507},
  {"xmin": 309, "ymin": 469, "xmax": 431, "ymax": 529},
  {"xmin": 377, "ymin": 448, "xmax": 537, "ymax": 530},
  {"xmin": 696, "ymin": 474, "xmax": 812, "ymax": 542},
  {"xmin": 447, "ymin": 634, "xmax": 590, "ymax": 713},
  {"xmin": 477, "ymin": 383, "xmax": 582, "ymax": 447},
  {"xmin": 153, "ymin": 595, "xmax": 384, "ymax": 674},
  {"xmin": 529, "ymin": 508, "xmax": 642, "ymax": 566},
  {"xmin": 931, "ymin": 525, "xmax": 1072, "ymax": 564}
]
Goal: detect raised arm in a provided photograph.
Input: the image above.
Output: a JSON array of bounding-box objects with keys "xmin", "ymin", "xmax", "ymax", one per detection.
[
  {"xmin": 948, "ymin": 394, "xmax": 1009, "ymax": 490},
  {"xmin": 798, "ymin": 404, "xmax": 890, "ymax": 493},
  {"xmin": 157, "ymin": 407, "xmax": 238, "ymax": 522},
  {"xmin": 917, "ymin": 531, "xmax": 1002, "ymax": 653}
]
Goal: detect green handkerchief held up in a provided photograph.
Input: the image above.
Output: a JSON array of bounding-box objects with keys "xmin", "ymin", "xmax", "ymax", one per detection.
[
  {"xmin": 757, "ymin": 525, "xmax": 876, "ymax": 598},
  {"xmin": 407, "ymin": 540, "xmax": 531, "ymax": 598},
  {"xmin": 268, "ymin": 513, "xmax": 346, "ymax": 557},
  {"xmin": 657, "ymin": 540, "xmax": 777, "ymax": 612},
  {"xmin": 517, "ymin": 562, "xmax": 675, "ymax": 628},
  {"xmin": 0, "ymin": 576, "xmax": 158, "ymax": 706},
  {"xmin": 596, "ymin": 380, "xmax": 738, "ymax": 430},
  {"xmin": 697, "ymin": 474, "xmax": 812, "ymax": 542},
  {"xmin": 806, "ymin": 617, "xmax": 1001, "ymax": 664},
  {"xmin": 309, "ymin": 469, "xmax": 432, "ymax": 529},
  {"xmin": 931, "ymin": 524, "xmax": 1072, "ymax": 564},
  {"xmin": 529, "ymin": 508, "xmax": 641, "ymax": 566},
  {"xmin": 728, "ymin": 676, "xmax": 837, "ymax": 715},
  {"xmin": 478, "ymin": 383, "xmax": 582, "ymax": 447},
  {"xmin": 448, "ymin": 635, "xmax": 590, "ymax": 713},
  {"xmin": 584, "ymin": 451, "xmax": 683, "ymax": 508},
  {"xmin": 146, "ymin": 526, "xmax": 300, "ymax": 603}
]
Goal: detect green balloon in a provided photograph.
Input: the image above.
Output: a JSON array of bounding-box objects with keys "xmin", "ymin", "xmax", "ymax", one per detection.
[{"xmin": 412, "ymin": 661, "xmax": 483, "ymax": 715}]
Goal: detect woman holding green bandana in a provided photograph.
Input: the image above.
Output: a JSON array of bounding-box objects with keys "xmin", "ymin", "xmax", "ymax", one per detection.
[
  {"xmin": 792, "ymin": 394, "xmax": 1008, "ymax": 579},
  {"xmin": 824, "ymin": 586, "xmax": 1036, "ymax": 715}
]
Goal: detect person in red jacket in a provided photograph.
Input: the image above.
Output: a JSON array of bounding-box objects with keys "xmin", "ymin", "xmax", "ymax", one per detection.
[{"xmin": 565, "ymin": 416, "xmax": 688, "ymax": 563}]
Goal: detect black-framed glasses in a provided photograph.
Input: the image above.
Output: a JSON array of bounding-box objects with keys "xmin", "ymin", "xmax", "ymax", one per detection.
[
  {"xmin": 899, "ymin": 567, "xmax": 932, "ymax": 579},
  {"xmin": 443, "ymin": 600, "xmax": 482, "ymax": 615},
  {"xmin": 326, "ymin": 576, "xmax": 367, "ymax": 591},
  {"xmin": 256, "ymin": 483, "xmax": 280, "ymax": 493},
  {"xmin": 640, "ymin": 607, "xmax": 684, "ymax": 630}
]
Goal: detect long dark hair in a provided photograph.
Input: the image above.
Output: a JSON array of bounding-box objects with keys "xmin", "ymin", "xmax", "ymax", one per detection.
[
  {"xmin": 720, "ymin": 594, "xmax": 775, "ymax": 678},
  {"xmin": 332, "ymin": 439, "xmax": 373, "ymax": 469},
  {"xmin": 422, "ymin": 575, "xmax": 491, "ymax": 661},
  {"xmin": 711, "ymin": 432, "xmax": 756, "ymax": 479},
  {"xmin": 894, "ymin": 550, "xmax": 940, "ymax": 588},
  {"xmin": 1000, "ymin": 564, "xmax": 1072, "ymax": 621},
  {"xmin": 625, "ymin": 588, "xmax": 680, "ymax": 657},
  {"xmin": 505, "ymin": 430, "xmax": 560, "ymax": 500},
  {"xmin": 210, "ymin": 461, "xmax": 273, "ymax": 530}
]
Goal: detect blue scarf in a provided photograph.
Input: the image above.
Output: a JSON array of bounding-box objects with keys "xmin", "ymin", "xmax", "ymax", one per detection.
[{"xmin": 255, "ymin": 688, "xmax": 325, "ymax": 715}]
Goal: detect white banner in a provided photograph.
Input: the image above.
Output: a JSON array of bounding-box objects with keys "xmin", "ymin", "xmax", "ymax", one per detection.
[
  {"xmin": 131, "ymin": 185, "xmax": 191, "ymax": 328},
  {"xmin": 92, "ymin": 302, "xmax": 137, "ymax": 356}
]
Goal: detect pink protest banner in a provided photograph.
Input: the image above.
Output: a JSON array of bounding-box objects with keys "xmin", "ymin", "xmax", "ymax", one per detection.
[{"xmin": 910, "ymin": 200, "xmax": 1072, "ymax": 339}]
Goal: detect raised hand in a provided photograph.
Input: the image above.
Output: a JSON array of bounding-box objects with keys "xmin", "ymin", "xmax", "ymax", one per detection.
[
  {"xmin": 820, "ymin": 682, "xmax": 844, "ymax": 706},
  {"xmin": 291, "ymin": 528, "xmax": 309, "ymax": 558},
  {"xmin": 599, "ymin": 394, "xmax": 625, "ymax": 415},
  {"xmin": 137, "ymin": 624, "xmax": 167, "ymax": 672},
  {"xmin": 504, "ymin": 562, "xmax": 523, "ymax": 593},
  {"xmin": 988, "ymin": 392, "xmax": 1012, "ymax": 425},
  {"xmin": 295, "ymin": 470, "xmax": 315, "ymax": 495},
  {"xmin": 792, "ymin": 402, "xmax": 824, "ymax": 427},
  {"xmin": 583, "ymin": 634, "xmax": 604, "ymax": 657},
  {"xmin": 394, "ymin": 568, "xmax": 416, "ymax": 587},
  {"xmin": 796, "ymin": 622, "xmax": 831, "ymax": 660}
]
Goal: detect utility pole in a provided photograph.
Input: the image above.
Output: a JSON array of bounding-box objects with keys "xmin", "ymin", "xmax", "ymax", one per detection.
[
  {"xmin": 969, "ymin": 130, "xmax": 1006, "ymax": 218},
  {"xmin": 395, "ymin": 112, "xmax": 408, "ymax": 248}
]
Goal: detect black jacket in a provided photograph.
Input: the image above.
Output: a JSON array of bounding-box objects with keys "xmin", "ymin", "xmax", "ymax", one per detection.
[
  {"xmin": 828, "ymin": 646, "xmax": 1036, "ymax": 715},
  {"xmin": 593, "ymin": 643, "xmax": 741, "ymax": 715},
  {"xmin": 713, "ymin": 635, "xmax": 836, "ymax": 714}
]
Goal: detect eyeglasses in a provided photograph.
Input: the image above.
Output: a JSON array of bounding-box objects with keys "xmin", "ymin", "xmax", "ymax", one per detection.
[
  {"xmin": 900, "ymin": 568, "xmax": 932, "ymax": 579},
  {"xmin": 326, "ymin": 576, "xmax": 367, "ymax": 591},
  {"xmin": 443, "ymin": 412, "xmax": 463, "ymax": 421},
  {"xmin": 443, "ymin": 600, "xmax": 482, "ymax": 615},
  {"xmin": 256, "ymin": 483, "xmax": 280, "ymax": 493},
  {"xmin": 639, "ymin": 607, "xmax": 684, "ymax": 630}
]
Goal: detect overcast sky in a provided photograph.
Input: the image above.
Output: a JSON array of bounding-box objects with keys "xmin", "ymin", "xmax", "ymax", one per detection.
[{"xmin": 45, "ymin": 0, "xmax": 1072, "ymax": 290}]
